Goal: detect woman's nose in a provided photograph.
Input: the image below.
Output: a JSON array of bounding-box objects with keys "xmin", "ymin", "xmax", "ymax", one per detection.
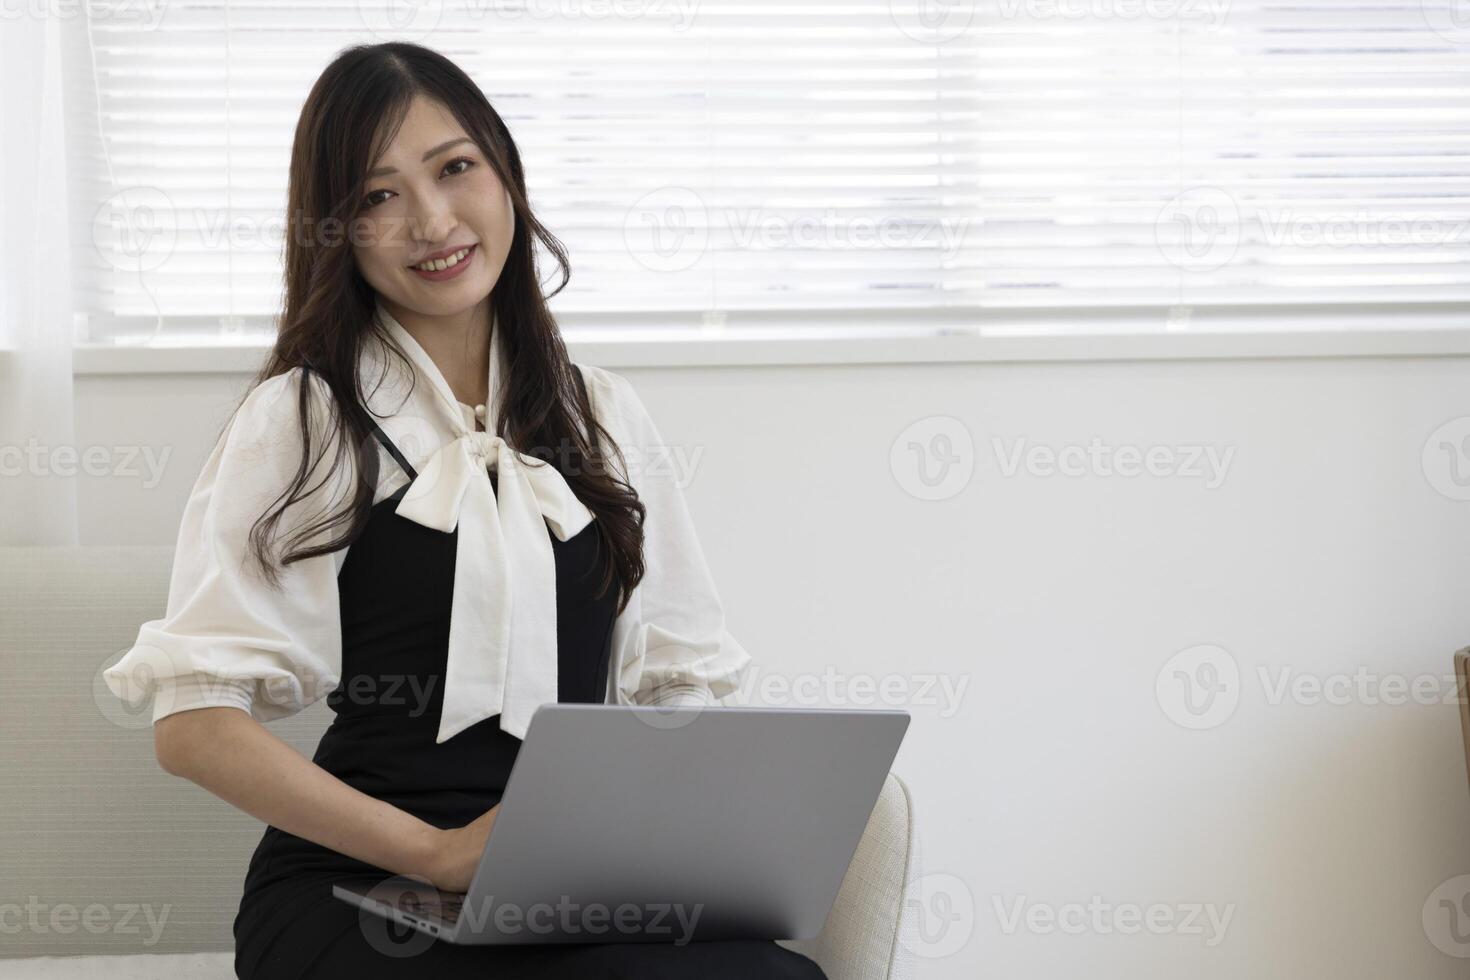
[
  {"xmin": 412, "ymin": 191, "xmax": 458, "ymax": 244},
  {"xmin": 414, "ymin": 216, "xmax": 457, "ymax": 248}
]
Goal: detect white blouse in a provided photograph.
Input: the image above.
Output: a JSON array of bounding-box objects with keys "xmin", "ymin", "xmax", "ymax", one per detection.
[{"xmin": 102, "ymin": 300, "xmax": 752, "ymax": 743}]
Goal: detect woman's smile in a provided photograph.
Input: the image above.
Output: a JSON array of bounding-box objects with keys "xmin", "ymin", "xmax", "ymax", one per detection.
[{"xmin": 409, "ymin": 242, "xmax": 478, "ymax": 282}]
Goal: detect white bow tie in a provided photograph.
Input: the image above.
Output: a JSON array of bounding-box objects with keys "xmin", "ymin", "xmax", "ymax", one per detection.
[{"xmin": 370, "ymin": 302, "xmax": 594, "ymax": 744}]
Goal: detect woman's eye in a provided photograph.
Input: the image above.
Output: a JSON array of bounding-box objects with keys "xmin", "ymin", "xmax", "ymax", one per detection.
[{"xmin": 361, "ymin": 158, "xmax": 474, "ymax": 209}]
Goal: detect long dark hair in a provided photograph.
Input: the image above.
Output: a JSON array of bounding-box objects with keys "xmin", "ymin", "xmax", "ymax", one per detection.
[{"xmin": 236, "ymin": 41, "xmax": 645, "ymax": 612}]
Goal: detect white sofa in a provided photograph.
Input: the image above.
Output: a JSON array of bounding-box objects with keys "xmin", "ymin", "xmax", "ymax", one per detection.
[{"xmin": 0, "ymin": 546, "xmax": 922, "ymax": 980}]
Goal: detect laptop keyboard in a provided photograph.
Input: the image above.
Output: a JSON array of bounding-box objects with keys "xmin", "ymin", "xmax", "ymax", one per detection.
[{"xmin": 424, "ymin": 891, "xmax": 464, "ymax": 925}]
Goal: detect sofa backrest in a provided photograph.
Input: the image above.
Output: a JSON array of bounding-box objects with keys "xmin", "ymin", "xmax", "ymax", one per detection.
[{"xmin": 0, "ymin": 546, "xmax": 334, "ymax": 956}]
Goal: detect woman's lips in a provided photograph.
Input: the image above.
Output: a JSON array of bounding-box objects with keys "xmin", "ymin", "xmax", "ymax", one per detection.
[{"xmin": 410, "ymin": 243, "xmax": 478, "ymax": 282}]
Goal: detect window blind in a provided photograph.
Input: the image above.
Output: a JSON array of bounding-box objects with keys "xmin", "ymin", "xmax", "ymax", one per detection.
[{"xmin": 62, "ymin": 0, "xmax": 1470, "ymax": 346}]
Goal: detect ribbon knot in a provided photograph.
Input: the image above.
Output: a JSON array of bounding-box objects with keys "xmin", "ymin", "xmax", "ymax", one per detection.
[
  {"xmin": 467, "ymin": 430, "xmax": 497, "ymax": 465},
  {"xmin": 392, "ymin": 422, "xmax": 595, "ymax": 744}
]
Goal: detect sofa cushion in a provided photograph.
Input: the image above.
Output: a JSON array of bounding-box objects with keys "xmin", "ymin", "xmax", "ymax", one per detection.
[{"xmin": 0, "ymin": 546, "xmax": 333, "ymax": 956}]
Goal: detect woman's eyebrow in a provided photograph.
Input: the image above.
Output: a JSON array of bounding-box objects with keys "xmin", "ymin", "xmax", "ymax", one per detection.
[{"xmin": 367, "ymin": 137, "xmax": 474, "ymax": 178}]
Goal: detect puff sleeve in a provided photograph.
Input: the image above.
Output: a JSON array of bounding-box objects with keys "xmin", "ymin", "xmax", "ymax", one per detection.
[
  {"xmin": 101, "ymin": 368, "xmax": 352, "ymax": 725},
  {"xmin": 590, "ymin": 368, "xmax": 753, "ymax": 709}
]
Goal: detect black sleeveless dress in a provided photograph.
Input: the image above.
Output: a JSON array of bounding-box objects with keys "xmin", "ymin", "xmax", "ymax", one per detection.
[{"xmin": 231, "ymin": 384, "xmax": 827, "ymax": 980}]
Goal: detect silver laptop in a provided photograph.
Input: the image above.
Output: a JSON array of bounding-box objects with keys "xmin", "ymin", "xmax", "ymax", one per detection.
[{"xmin": 333, "ymin": 702, "xmax": 909, "ymax": 946}]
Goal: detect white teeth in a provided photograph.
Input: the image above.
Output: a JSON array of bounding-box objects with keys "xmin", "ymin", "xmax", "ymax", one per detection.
[{"xmin": 414, "ymin": 246, "xmax": 471, "ymax": 272}]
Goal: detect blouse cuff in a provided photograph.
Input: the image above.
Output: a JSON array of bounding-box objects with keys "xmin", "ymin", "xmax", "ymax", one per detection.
[
  {"xmin": 149, "ymin": 673, "xmax": 257, "ymax": 724},
  {"xmin": 640, "ymin": 681, "xmax": 714, "ymax": 709}
]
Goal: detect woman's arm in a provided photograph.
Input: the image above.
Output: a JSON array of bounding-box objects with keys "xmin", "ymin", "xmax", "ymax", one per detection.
[
  {"xmin": 109, "ymin": 369, "xmax": 495, "ymax": 891},
  {"xmin": 587, "ymin": 367, "xmax": 754, "ymax": 708},
  {"xmin": 154, "ymin": 706, "xmax": 442, "ymax": 883}
]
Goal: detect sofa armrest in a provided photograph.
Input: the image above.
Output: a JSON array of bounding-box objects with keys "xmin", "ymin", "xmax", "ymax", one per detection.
[{"xmin": 778, "ymin": 771, "xmax": 920, "ymax": 980}]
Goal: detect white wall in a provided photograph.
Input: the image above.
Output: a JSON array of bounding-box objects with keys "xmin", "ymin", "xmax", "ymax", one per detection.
[{"xmin": 75, "ymin": 351, "xmax": 1470, "ymax": 979}]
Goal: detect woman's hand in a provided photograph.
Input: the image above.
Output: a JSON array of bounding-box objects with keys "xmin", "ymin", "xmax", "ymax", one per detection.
[{"xmin": 422, "ymin": 803, "xmax": 500, "ymax": 894}]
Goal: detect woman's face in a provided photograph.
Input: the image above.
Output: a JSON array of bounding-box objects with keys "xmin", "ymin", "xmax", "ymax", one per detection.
[{"xmin": 351, "ymin": 95, "xmax": 514, "ymax": 319}]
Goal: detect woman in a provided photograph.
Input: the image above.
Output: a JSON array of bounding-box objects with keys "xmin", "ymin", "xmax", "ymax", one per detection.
[{"xmin": 101, "ymin": 41, "xmax": 827, "ymax": 980}]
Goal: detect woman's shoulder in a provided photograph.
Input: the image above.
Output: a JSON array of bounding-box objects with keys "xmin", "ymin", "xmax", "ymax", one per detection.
[
  {"xmin": 232, "ymin": 366, "xmax": 337, "ymax": 443},
  {"xmin": 572, "ymin": 362, "xmax": 645, "ymax": 430},
  {"xmin": 240, "ymin": 365, "xmax": 333, "ymax": 411},
  {"xmin": 216, "ymin": 367, "xmax": 350, "ymax": 507},
  {"xmin": 573, "ymin": 361, "xmax": 625, "ymax": 400}
]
